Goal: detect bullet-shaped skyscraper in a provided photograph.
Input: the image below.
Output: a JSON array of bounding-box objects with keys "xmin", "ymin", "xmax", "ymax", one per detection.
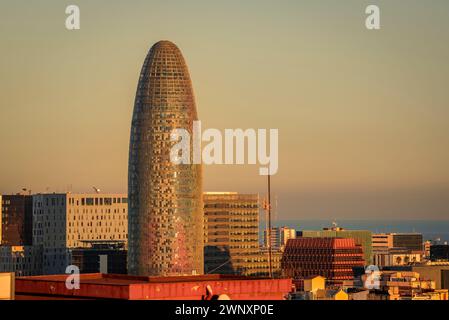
[{"xmin": 128, "ymin": 41, "xmax": 203, "ymax": 276}]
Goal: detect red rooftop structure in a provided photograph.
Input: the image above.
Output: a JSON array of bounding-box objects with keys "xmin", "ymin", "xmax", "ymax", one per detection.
[{"xmin": 15, "ymin": 273, "xmax": 292, "ymax": 300}]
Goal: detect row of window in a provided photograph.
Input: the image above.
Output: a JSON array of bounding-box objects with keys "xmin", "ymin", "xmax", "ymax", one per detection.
[{"xmin": 69, "ymin": 197, "xmax": 128, "ymax": 206}]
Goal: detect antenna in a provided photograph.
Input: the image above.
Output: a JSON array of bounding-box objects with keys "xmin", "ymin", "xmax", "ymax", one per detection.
[
  {"xmin": 92, "ymin": 186, "xmax": 100, "ymax": 194},
  {"xmin": 274, "ymin": 194, "xmax": 278, "ymax": 224},
  {"xmin": 267, "ymin": 169, "xmax": 273, "ymax": 278}
]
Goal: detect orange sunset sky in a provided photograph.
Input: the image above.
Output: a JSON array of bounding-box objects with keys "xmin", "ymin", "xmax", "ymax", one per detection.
[{"xmin": 1, "ymin": 0, "xmax": 449, "ymax": 220}]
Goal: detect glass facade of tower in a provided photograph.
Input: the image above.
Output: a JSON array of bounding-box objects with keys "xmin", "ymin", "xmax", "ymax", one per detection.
[{"xmin": 128, "ymin": 41, "xmax": 203, "ymax": 276}]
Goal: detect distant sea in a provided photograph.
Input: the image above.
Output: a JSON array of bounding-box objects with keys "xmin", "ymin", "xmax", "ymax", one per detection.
[{"xmin": 260, "ymin": 220, "xmax": 449, "ymax": 243}]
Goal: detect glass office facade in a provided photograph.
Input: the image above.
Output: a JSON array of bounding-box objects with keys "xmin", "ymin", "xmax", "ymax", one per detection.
[{"xmin": 128, "ymin": 41, "xmax": 203, "ymax": 276}]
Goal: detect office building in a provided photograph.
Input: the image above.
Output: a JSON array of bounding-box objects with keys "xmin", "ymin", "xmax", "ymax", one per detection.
[
  {"xmin": 70, "ymin": 241, "xmax": 127, "ymax": 274},
  {"xmin": 424, "ymin": 240, "xmax": 432, "ymax": 259},
  {"xmin": 1, "ymin": 194, "xmax": 33, "ymax": 246},
  {"xmin": 0, "ymin": 245, "xmax": 42, "ymax": 276},
  {"xmin": 263, "ymin": 227, "xmax": 281, "ymax": 250},
  {"xmin": 301, "ymin": 226, "xmax": 372, "ymax": 264},
  {"xmin": 32, "ymin": 193, "xmax": 127, "ymax": 274},
  {"xmin": 282, "ymin": 237, "xmax": 365, "ymax": 289},
  {"xmin": 372, "ymin": 233, "xmax": 425, "ymax": 269},
  {"xmin": 373, "ymin": 248, "xmax": 422, "ymax": 267},
  {"xmin": 372, "ymin": 233, "xmax": 393, "ymax": 253},
  {"xmin": 263, "ymin": 226, "xmax": 296, "ymax": 250},
  {"xmin": 251, "ymin": 248, "xmax": 283, "ymax": 277},
  {"xmin": 203, "ymin": 192, "xmax": 261, "ymax": 276},
  {"xmin": 372, "ymin": 233, "xmax": 423, "ymax": 253},
  {"xmin": 430, "ymin": 244, "xmax": 449, "ymax": 261},
  {"xmin": 0, "ymin": 194, "xmax": 41, "ymax": 276},
  {"xmin": 128, "ymin": 40, "xmax": 203, "ymax": 276},
  {"xmin": 392, "ymin": 233, "xmax": 423, "ymax": 251}
]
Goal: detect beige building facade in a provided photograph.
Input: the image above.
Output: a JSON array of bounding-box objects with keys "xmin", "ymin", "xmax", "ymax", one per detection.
[
  {"xmin": 204, "ymin": 192, "xmax": 266, "ymax": 276},
  {"xmin": 33, "ymin": 193, "xmax": 128, "ymax": 249},
  {"xmin": 32, "ymin": 193, "xmax": 127, "ymax": 274}
]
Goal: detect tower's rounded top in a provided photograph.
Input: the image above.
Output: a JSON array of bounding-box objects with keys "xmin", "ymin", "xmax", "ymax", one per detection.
[
  {"xmin": 151, "ymin": 40, "xmax": 180, "ymax": 50},
  {"xmin": 144, "ymin": 40, "xmax": 189, "ymax": 80}
]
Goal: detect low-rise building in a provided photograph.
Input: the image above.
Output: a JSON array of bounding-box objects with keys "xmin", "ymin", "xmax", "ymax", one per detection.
[
  {"xmin": 412, "ymin": 290, "xmax": 449, "ymax": 300},
  {"xmin": 360, "ymin": 270, "xmax": 447, "ymax": 300},
  {"xmin": 14, "ymin": 273, "xmax": 293, "ymax": 300},
  {"xmin": 70, "ymin": 241, "xmax": 127, "ymax": 274},
  {"xmin": 289, "ymin": 276, "xmax": 351, "ymax": 300},
  {"xmin": 373, "ymin": 248, "xmax": 422, "ymax": 267},
  {"xmin": 412, "ymin": 262, "xmax": 449, "ymax": 290},
  {"xmin": 303, "ymin": 275, "xmax": 325, "ymax": 293}
]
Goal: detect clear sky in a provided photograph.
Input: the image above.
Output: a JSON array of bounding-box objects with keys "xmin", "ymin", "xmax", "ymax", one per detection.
[{"xmin": 1, "ymin": 0, "xmax": 449, "ymax": 220}]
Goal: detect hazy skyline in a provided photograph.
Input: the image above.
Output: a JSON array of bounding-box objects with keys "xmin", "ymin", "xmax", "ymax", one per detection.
[{"xmin": 1, "ymin": 1, "xmax": 449, "ymax": 220}]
